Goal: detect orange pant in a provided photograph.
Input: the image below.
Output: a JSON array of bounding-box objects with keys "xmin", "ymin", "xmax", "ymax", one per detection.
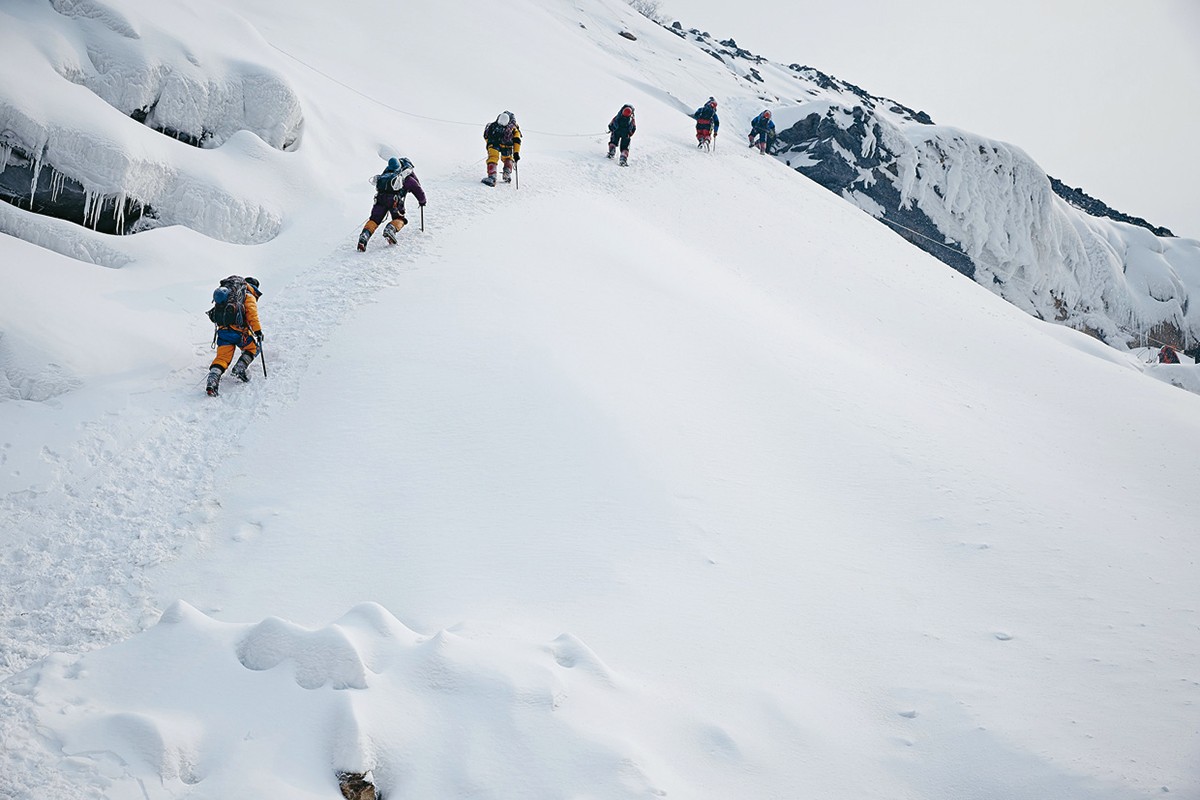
[{"xmin": 210, "ymin": 331, "xmax": 258, "ymax": 371}]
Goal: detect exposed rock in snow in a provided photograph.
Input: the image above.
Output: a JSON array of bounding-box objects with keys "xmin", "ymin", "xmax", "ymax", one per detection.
[
  {"xmin": 771, "ymin": 100, "xmax": 1200, "ymax": 348},
  {"xmin": 338, "ymin": 771, "xmax": 378, "ymax": 800},
  {"xmin": 1049, "ymin": 177, "xmax": 1174, "ymax": 237}
]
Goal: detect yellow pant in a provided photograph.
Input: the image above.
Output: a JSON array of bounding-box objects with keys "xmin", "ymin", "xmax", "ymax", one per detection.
[{"xmin": 487, "ymin": 147, "xmax": 514, "ymax": 167}]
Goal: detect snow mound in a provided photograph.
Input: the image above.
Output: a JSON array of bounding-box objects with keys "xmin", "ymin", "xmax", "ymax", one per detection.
[
  {"xmin": 235, "ymin": 603, "xmax": 421, "ymax": 690},
  {"xmin": 0, "ymin": 0, "xmax": 297, "ymax": 245},
  {"xmin": 47, "ymin": 0, "xmax": 301, "ymax": 150},
  {"xmin": 15, "ymin": 601, "xmax": 683, "ymax": 798}
]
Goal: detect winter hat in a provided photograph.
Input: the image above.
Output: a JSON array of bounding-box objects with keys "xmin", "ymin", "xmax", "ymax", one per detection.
[
  {"xmin": 497, "ymin": 112, "xmax": 511, "ymax": 126},
  {"xmin": 386, "ymin": 157, "xmax": 401, "ymax": 171}
]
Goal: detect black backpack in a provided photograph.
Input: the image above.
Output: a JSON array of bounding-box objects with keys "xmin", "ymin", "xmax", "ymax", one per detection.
[
  {"xmin": 485, "ymin": 121, "xmax": 515, "ymax": 146},
  {"xmin": 375, "ymin": 171, "xmax": 399, "ymax": 194},
  {"xmin": 207, "ymin": 275, "xmax": 248, "ymax": 328}
]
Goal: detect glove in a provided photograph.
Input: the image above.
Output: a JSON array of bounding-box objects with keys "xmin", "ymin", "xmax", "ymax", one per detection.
[
  {"xmin": 419, "ymin": 201, "xmax": 426, "ymax": 207},
  {"xmin": 254, "ymin": 330, "xmax": 264, "ymax": 343},
  {"xmin": 513, "ymin": 153, "xmax": 520, "ymax": 162}
]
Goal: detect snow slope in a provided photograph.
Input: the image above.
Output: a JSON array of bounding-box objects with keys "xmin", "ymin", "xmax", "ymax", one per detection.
[{"xmin": 1, "ymin": 1, "xmax": 1198, "ymax": 798}]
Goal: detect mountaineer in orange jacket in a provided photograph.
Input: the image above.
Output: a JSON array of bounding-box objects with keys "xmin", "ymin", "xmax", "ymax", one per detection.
[{"xmin": 205, "ymin": 276, "xmax": 263, "ymax": 397}]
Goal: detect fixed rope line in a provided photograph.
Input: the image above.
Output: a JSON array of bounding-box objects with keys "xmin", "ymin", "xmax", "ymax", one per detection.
[
  {"xmin": 271, "ymin": 38, "xmax": 1189, "ymax": 356},
  {"xmin": 268, "ymin": 42, "xmax": 604, "ymax": 137}
]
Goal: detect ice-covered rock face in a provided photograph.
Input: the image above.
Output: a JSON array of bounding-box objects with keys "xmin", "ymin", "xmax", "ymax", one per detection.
[
  {"xmin": 771, "ymin": 103, "xmax": 1200, "ymax": 347},
  {"xmin": 669, "ymin": 25, "xmax": 1200, "ymax": 351},
  {"xmin": 0, "ymin": 0, "xmax": 301, "ymax": 251}
]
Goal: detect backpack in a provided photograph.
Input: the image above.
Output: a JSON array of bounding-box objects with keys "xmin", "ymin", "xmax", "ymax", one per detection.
[
  {"xmin": 375, "ymin": 171, "xmax": 399, "ymax": 194},
  {"xmin": 207, "ymin": 275, "xmax": 248, "ymax": 328},
  {"xmin": 611, "ymin": 106, "xmax": 635, "ymax": 133},
  {"xmin": 486, "ymin": 121, "xmax": 515, "ymax": 146},
  {"xmin": 695, "ymin": 105, "xmax": 715, "ymax": 121},
  {"xmin": 1159, "ymin": 345, "xmax": 1180, "ymax": 364}
]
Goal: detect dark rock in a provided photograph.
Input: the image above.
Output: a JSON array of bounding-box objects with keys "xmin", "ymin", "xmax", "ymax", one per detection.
[
  {"xmin": 0, "ymin": 142, "xmax": 155, "ymax": 235},
  {"xmin": 619, "ymin": 30, "xmax": 637, "ymax": 41},
  {"xmin": 1048, "ymin": 177, "xmax": 1173, "ymax": 237},
  {"xmin": 338, "ymin": 771, "xmax": 378, "ymax": 800},
  {"xmin": 775, "ymin": 108, "xmax": 974, "ymax": 278},
  {"xmin": 130, "ymin": 104, "xmax": 213, "ymax": 148}
]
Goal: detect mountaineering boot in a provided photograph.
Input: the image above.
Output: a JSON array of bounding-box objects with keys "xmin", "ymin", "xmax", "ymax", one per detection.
[
  {"xmin": 205, "ymin": 366, "xmax": 222, "ymax": 397},
  {"xmin": 619, "ymin": 154, "xmax": 628, "ymax": 167},
  {"xmin": 383, "ymin": 225, "xmax": 398, "ymax": 245},
  {"xmin": 357, "ymin": 229, "xmax": 370, "ymax": 252},
  {"xmin": 502, "ymin": 169, "xmax": 512, "ymax": 183},
  {"xmin": 231, "ymin": 352, "xmax": 254, "ymax": 383},
  {"xmin": 607, "ymin": 144, "xmax": 616, "ymax": 159},
  {"xmin": 481, "ymin": 174, "xmax": 497, "ymax": 187}
]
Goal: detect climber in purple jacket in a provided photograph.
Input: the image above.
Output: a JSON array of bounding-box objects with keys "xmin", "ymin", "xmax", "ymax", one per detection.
[{"xmin": 358, "ymin": 157, "xmax": 427, "ymax": 251}]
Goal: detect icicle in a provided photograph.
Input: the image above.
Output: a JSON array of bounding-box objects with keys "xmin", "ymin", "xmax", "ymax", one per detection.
[
  {"xmin": 92, "ymin": 194, "xmax": 107, "ymax": 230},
  {"xmin": 114, "ymin": 190, "xmax": 126, "ymax": 234},
  {"xmin": 49, "ymin": 168, "xmax": 66, "ymax": 203},
  {"xmin": 0, "ymin": 144, "xmax": 9, "ymax": 175},
  {"xmin": 29, "ymin": 155, "xmax": 44, "ymax": 210},
  {"xmin": 83, "ymin": 189, "xmax": 106, "ymax": 231}
]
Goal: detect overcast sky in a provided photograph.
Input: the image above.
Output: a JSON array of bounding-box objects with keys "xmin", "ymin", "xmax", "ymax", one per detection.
[{"xmin": 662, "ymin": 0, "xmax": 1200, "ymax": 239}]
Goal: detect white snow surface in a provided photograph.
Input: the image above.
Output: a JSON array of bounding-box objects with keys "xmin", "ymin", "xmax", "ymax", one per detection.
[{"xmin": 1, "ymin": 1, "xmax": 1198, "ymax": 798}]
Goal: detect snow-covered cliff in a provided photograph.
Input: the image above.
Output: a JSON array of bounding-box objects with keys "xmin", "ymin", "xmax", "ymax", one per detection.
[
  {"xmin": 0, "ymin": 0, "xmax": 301, "ymax": 253},
  {"xmin": 666, "ymin": 26, "xmax": 1200, "ymax": 352}
]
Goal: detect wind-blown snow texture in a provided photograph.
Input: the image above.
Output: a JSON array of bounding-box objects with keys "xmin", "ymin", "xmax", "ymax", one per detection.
[{"xmin": 2, "ymin": 1, "xmax": 1199, "ymax": 798}]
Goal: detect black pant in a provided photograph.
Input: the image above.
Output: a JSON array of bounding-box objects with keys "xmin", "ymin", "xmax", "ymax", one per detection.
[{"xmin": 609, "ymin": 133, "xmax": 632, "ymax": 152}]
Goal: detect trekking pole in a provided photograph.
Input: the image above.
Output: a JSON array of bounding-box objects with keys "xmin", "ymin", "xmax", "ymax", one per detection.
[
  {"xmin": 258, "ymin": 340, "xmax": 267, "ymax": 377},
  {"xmin": 515, "ymin": 160, "xmax": 519, "ymax": 190},
  {"xmin": 420, "ymin": 205, "xmax": 424, "ymax": 232}
]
